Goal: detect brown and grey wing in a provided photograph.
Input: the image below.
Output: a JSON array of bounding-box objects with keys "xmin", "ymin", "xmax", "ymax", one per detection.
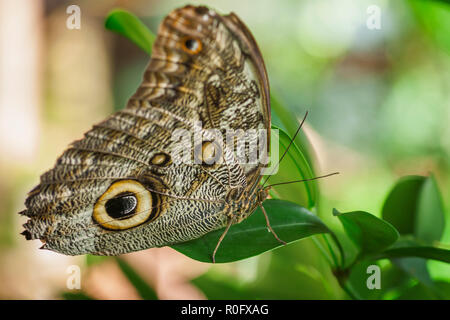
[
  {"xmin": 130, "ymin": 5, "xmax": 270, "ymax": 177},
  {"xmin": 20, "ymin": 106, "xmax": 247, "ymax": 255},
  {"xmin": 20, "ymin": 5, "xmax": 266, "ymax": 255}
]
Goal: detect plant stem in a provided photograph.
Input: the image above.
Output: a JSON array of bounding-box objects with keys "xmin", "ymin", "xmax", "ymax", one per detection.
[
  {"xmin": 322, "ymin": 234, "xmax": 339, "ymax": 268},
  {"xmin": 311, "ymin": 236, "xmax": 335, "ymax": 267},
  {"xmin": 327, "ymin": 231, "xmax": 346, "ymax": 268}
]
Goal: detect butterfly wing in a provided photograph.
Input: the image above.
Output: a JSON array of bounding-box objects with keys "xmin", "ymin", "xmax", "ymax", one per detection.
[{"xmin": 21, "ymin": 5, "xmax": 270, "ymax": 255}]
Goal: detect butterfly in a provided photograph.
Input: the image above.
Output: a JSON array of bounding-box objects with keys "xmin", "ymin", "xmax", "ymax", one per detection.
[{"xmin": 20, "ymin": 5, "xmax": 287, "ymax": 263}]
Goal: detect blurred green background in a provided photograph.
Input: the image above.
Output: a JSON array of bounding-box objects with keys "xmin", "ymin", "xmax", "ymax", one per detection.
[{"xmin": 0, "ymin": 0, "xmax": 449, "ymax": 299}]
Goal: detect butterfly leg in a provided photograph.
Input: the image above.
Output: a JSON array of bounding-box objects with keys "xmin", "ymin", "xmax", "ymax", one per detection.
[
  {"xmin": 212, "ymin": 218, "xmax": 234, "ymax": 263},
  {"xmin": 260, "ymin": 204, "xmax": 286, "ymax": 245}
]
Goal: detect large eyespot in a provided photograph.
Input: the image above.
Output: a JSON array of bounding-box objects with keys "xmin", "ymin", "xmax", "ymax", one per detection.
[
  {"xmin": 93, "ymin": 180, "xmax": 160, "ymax": 230},
  {"xmin": 181, "ymin": 36, "xmax": 202, "ymax": 54},
  {"xmin": 194, "ymin": 140, "xmax": 222, "ymax": 166}
]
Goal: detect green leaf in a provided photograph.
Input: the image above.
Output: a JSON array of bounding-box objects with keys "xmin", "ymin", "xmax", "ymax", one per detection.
[
  {"xmin": 105, "ymin": 9, "xmax": 155, "ymax": 55},
  {"xmin": 333, "ymin": 209, "xmax": 399, "ymax": 258},
  {"xmin": 171, "ymin": 199, "xmax": 330, "ymax": 263},
  {"xmin": 391, "ymin": 256, "xmax": 433, "ymax": 286},
  {"xmin": 346, "ymin": 260, "xmax": 397, "ymax": 300},
  {"xmin": 268, "ymin": 94, "xmax": 321, "ymax": 215},
  {"xmin": 381, "ymin": 175, "xmax": 446, "ymax": 287},
  {"xmin": 382, "ymin": 175, "xmax": 445, "ymax": 244},
  {"xmin": 270, "ymin": 95, "xmax": 317, "ymax": 173},
  {"xmin": 267, "ymin": 125, "xmax": 317, "ymax": 208},
  {"xmin": 415, "ymin": 176, "xmax": 446, "ymax": 243},
  {"xmin": 382, "ymin": 176, "xmax": 424, "ymax": 235},
  {"xmin": 115, "ymin": 258, "xmax": 158, "ymax": 300}
]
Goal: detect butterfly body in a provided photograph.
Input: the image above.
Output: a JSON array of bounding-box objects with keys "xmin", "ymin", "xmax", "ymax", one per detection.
[{"xmin": 20, "ymin": 5, "xmax": 272, "ymax": 257}]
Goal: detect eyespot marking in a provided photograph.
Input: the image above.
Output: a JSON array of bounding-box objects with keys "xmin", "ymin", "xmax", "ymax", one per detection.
[
  {"xmin": 93, "ymin": 180, "xmax": 160, "ymax": 230},
  {"xmin": 195, "ymin": 140, "xmax": 223, "ymax": 166},
  {"xmin": 181, "ymin": 37, "xmax": 202, "ymax": 54},
  {"xmin": 150, "ymin": 153, "xmax": 171, "ymax": 166}
]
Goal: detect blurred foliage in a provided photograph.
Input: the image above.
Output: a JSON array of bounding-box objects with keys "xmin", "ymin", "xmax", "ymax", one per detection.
[
  {"xmin": 104, "ymin": 9, "xmax": 155, "ymax": 55},
  {"xmin": 1, "ymin": 0, "xmax": 447, "ymax": 300},
  {"xmin": 61, "ymin": 292, "xmax": 94, "ymax": 300},
  {"xmin": 115, "ymin": 258, "xmax": 158, "ymax": 300}
]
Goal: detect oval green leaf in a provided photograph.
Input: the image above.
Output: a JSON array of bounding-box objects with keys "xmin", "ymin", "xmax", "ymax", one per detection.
[
  {"xmin": 333, "ymin": 209, "xmax": 399, "ymax": 258},
  {"xmin": 382, "ymin": 175, "xmax": 425, "ymax": 235},
  {"xmin": 415, "ymin": 175, "xmax": 446, "ymax": 243},
  {"xmin": 171, "ymin": 199, "xmax": 330, "ymax": 263},
  {"xmin": 382, "ymin": 175, "xmax": 445, "ymax": 244}
]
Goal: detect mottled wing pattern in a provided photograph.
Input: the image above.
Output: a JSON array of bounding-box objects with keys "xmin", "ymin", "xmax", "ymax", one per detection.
[{"xmin": 20, "ymin": 5, "xmax": 270, "ymax": 256}]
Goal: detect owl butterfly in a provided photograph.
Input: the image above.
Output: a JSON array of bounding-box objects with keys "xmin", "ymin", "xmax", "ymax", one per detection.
[{"xmin": 20, "ymin": 5, "xmax": 286, "ymax": 262}]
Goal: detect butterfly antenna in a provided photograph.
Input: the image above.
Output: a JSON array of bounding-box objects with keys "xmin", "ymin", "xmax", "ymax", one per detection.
[
  {"xmin": 264, "ymin": 172, "xmax": 339, "ymax": 189},
  {"xmin": 262, "ymin": 110, "xmax": 309, "ymax": 187}
]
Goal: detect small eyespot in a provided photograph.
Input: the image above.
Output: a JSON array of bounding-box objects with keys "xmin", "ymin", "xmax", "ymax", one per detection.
[
  {"xmin": 150, "ymin": 153, "xmax": 171, "ymax": 166},
  {"xmin": 181, "ymin": 37, "xmax": 202, "ymax": 54},
  {"xmin": 93, "ymin": 180, "xmax": 159, "ymax": 230},
  {"xmin": 195, "ymin": 140, "xmax": 222, "ymax": 166}
]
